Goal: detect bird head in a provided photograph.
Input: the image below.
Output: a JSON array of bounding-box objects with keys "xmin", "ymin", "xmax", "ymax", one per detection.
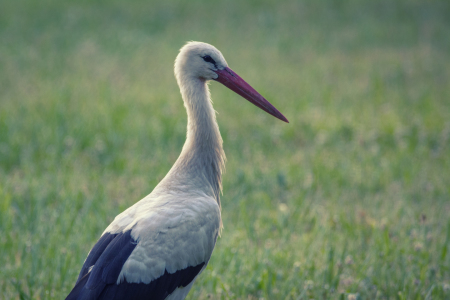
[
  {"xmin": 175, "ymin": 41, "xmax": 289, "ymax": 123},
  {"xmin": 175, "ymin": 41, "xmax": 227, "ymax": 81}
]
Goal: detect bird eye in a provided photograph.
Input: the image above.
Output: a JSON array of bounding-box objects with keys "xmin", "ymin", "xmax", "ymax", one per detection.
[{"xmin": 202, "ymin": 55, "xmax": 215, "ymax": 64}]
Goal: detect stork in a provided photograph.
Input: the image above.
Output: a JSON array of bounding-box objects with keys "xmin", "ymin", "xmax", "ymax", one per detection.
[{"xmin": 66, "ymin": 41, "xmax": 288, "ymax": 300}]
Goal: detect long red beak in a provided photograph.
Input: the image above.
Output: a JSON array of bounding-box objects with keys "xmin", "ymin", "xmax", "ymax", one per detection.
[{"xmin": 214, "ymin": 67, "xmax": 289, "ymax": 123}]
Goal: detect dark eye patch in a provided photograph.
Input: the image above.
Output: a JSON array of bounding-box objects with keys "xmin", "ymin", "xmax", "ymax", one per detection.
[{"xmin": 202, "ymin": 55, "xmax": 216, "ymax": 64}]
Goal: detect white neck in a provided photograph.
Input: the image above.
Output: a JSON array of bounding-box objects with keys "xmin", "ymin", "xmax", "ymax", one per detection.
[{"xmin": 155, "ymin": 77, "xmax": 226, "ymax": 206}]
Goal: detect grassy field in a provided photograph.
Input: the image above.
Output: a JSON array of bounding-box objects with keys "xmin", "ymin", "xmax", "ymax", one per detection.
[{"xmin": 1, "ymin": 0, "xmax": 449, "ymax": 299}]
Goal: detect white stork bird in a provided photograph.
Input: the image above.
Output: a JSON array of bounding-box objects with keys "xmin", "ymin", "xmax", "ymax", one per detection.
[{"xmin": 66, "ymin": 41, "xmax": 288, "ymax": 300}]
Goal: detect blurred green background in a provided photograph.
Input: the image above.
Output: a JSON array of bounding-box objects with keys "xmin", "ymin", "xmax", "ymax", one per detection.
[{"xmin": 1, "ymin": 0, "xmax": 449, "ymax": 299}]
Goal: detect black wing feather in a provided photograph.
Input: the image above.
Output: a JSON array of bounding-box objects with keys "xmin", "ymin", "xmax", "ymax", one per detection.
[
  {"xmin": 76, "ymin": 232, "xmax": 119, "ymax": 283},
  {"xmin": 87, "ymin": 231, "xmax": 137, "ymax": 287}
]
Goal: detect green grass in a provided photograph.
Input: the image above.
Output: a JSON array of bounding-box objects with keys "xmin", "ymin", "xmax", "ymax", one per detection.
[{"xmin": 1, "ymin": 0, "xmax": 450, "ymax": 299}]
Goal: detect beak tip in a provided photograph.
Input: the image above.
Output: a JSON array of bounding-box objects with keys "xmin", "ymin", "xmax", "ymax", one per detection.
[{"xmin": 275, "ymin": 112, "xmax": 289, "ymax": 123}]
